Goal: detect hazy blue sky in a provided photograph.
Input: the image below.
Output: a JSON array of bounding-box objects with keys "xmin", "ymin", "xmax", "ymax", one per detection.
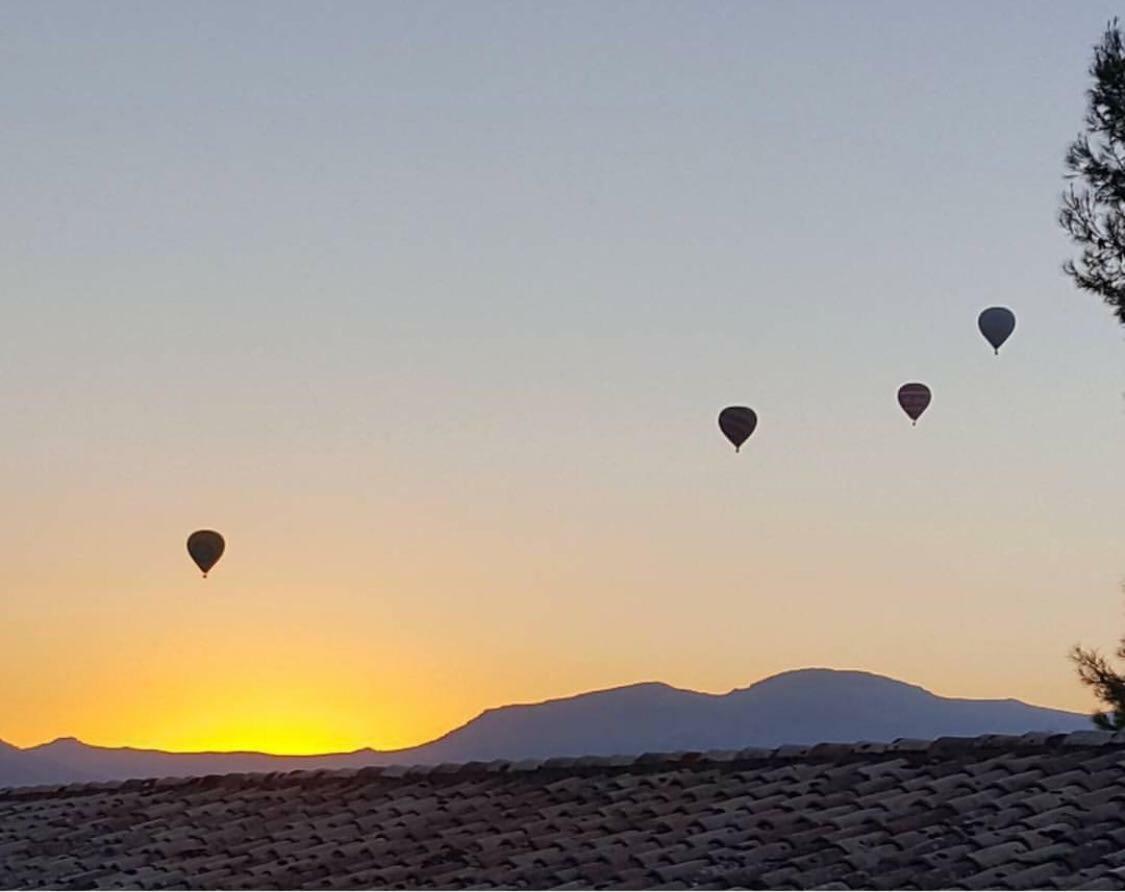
[{"xmin": 3, "ymin": 1, "xmax": 1124, "ymax": 753}]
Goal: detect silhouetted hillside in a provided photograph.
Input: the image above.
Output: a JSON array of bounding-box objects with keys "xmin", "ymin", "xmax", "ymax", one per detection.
[
  {"xmin": 0, "ymin": 739, "xmax": 94, "ymax": 787},
  {"xmin": 0, "ymin": 669, "xmax": 1088, "ymax": 787},
  {"xmin": 410, "ymin": 669, "xmax": 1087, "ymax": 760}
]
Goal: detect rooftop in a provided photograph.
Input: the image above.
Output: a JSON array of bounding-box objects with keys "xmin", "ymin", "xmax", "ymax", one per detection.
[{"xmin": 3, "ymin": 731, "xmax": 1125, "ymax": 889}]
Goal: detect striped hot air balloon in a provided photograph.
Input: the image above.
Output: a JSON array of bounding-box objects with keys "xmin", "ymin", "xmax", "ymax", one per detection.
[
  {"xmin": 897, "ymin": 383, "xmax": 931, "ymax": 426},
  {"xmin": 718, "ymin": 406, "xmax": 758, "ymax": 452}
]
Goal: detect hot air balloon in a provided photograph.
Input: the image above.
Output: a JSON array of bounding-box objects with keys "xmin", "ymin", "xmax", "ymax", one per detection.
[
  {"xmin": 897, "ymin": 383, "xmax": 931, "ymax": 426},
  {"xmin": 718, "ymin": 406, "xmax": 757, "ymax": 452},
  {"xmin": 187, "ymin": 530, "xmax": 225, "ymax": 578},
  {"xmin": 978, "ymin": 307, "xmax": 1016, "ymax": 355}
]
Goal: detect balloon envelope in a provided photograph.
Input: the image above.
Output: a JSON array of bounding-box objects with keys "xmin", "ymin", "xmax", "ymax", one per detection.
[
  {"xmin": 718, "ymin": 406, "xmax": 758, "ymax": 451},
  {"xmin": 978, "ymin": 307, "xmax": 1016, "ymax": 354},
  {"xmin": 897, "ymin": 383, "xmax": 931, "ymax": 425},
  {"xmin": 187, "ymin": 530, "xmax": 225, "ymax": 577}
]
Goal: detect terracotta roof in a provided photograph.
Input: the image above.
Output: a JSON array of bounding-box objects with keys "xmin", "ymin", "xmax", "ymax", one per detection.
[{"xmin": 3, "ymin": 731, "xmax": 1125, "ymax": 889}]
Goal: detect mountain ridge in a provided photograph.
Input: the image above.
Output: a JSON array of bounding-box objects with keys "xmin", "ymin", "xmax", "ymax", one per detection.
[{"xmin": 0, "ymin": 668, "xmax": 1091, "ymax": 788}]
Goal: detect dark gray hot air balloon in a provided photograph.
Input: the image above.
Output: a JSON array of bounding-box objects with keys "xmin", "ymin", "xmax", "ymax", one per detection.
[
  {"xmin": 897, "ymin": 383, "xmax": 931, "ymax": 426},
  {"xmin": 718, "ymin": 406, "xmax": 757, "ymax": 452},
  {"xmin": 187, "ymin": 530, "xmax": 225, "ymax": 578},
  {"xmin": 978, "ymin": 307, "xmax": 1016, "ymax": 355}
]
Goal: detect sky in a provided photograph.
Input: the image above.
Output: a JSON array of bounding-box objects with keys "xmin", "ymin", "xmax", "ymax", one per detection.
[{"xmin": 2, "ymin": 0, "xmax": 1125, "ymax": 755}]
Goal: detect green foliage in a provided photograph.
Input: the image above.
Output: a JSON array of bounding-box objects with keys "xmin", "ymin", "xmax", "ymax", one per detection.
[{"xmin": 1060, "ymin": 20, "xmax": 1125, "ymax": 325}]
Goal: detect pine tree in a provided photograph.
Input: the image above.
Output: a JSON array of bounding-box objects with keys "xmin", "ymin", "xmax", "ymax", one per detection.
[
  {"xmin": 1071, "ymin": 642, "xmax": 1125, "ymax": 730},
  {"xmin": 1060, "ymin": 20, "xmax": 1125, "ymax": 325}
]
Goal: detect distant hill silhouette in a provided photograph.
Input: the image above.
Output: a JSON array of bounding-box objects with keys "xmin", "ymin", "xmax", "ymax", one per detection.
[
  {"xmin": 0, "ymin": 669, "xmax": 1089, "ymax": 787},
  {"xmin": 0, "ymin": 739, "xmax": 88, "ymax": 787}
]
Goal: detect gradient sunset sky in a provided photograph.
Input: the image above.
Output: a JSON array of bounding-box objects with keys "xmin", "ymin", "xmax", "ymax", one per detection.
[{"xmin": 3, "ymin": 1, "xmax": 1125, "ymax": 755}]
